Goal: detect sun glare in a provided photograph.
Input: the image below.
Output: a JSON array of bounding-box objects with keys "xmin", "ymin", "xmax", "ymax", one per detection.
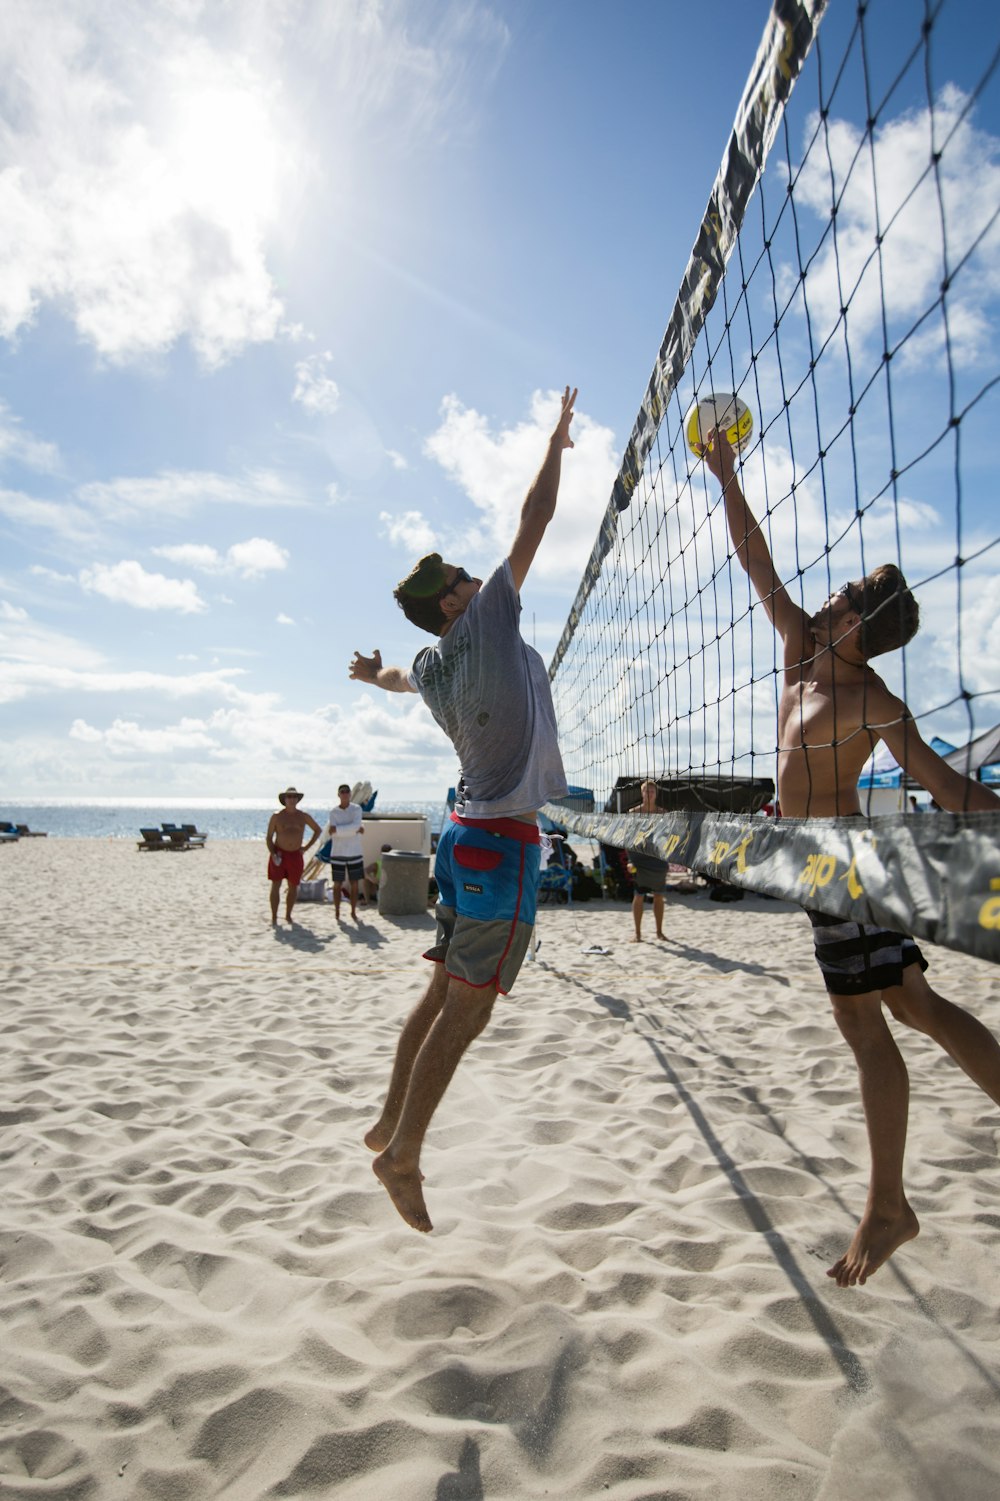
[{"xmin": 169, "ymin": 81, "xmax": 279, "ymax": 224}]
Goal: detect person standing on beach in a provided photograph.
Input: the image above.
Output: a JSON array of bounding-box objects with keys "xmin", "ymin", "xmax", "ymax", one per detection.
[
  {"xmin": 266, "ymin": 787, "xmax": 322, "ymax": 927},
  {"xmin": 628, "ymin": 779, "xmax": 669, "ymax": 942},
  {"xmin": 328, "ymin": 783, "xmax": 364, "ymax": 921},
  {"xmin": 349, "ymin": 385, "xmax": 576, "ymax": 1232},
  {"xmin": 704, "ymin": 428, "xmax": 1000, "ymax": 1288}
]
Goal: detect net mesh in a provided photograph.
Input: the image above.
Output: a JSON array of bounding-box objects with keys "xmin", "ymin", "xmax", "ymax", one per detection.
[{"xmin": 545, "ymin": 0, "xmax": 1000, "ymax": 960}]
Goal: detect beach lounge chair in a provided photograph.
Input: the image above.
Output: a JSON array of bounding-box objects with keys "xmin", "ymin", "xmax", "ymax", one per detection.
[
  {"xmin": 180, "ymin": 823, "xmax": 208, "ymax": 846},
  {"xmin": 0, "ymin": 821, "xmax": 19, "ymax": 843},
  {"xmin": 137, "ymin": 827, "xmax": 169, "ymax": 851},
  {"xmin": 539, "ymin": 866, "xmax": 573, "ymax": 904},
  {"xmin": 15, "ymin": 824, "xmax": 47, "ymax": 837},
  {"xmin": 163, "ymin": 827, "xmax": 195, "ymax": 850}
]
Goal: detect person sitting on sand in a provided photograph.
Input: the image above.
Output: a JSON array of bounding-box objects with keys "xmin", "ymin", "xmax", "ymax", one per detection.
[
  {"xmin": 364, "ymin": 843, "xmax": 393, "ymax": 905},
  {"xmin": 704, "ymin": 428, "xmax": 1000, "ymax": 1289},
  {"xmin": 627, "ymin": 779, "xmax": 669, "ymax": 942},
  {"xmin": 266, "ymin": 788, "xmax": 321, "ymax": 927},
  {"xmin": 349, "ymin": 385, "xmax": 576, "ymax": 1233}
]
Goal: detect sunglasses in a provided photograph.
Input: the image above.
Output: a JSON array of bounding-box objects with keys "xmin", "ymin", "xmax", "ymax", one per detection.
[
  {"xmin": 437, "ymin": 567, "xmax": 473, "ymax": 601},
  {"xmin": 838, "ymin": 582, "xmax": 862, "ymax": 613}
]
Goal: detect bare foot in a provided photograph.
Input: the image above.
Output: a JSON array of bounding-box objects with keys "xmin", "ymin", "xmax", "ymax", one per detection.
[
  {"xmin": 629, "ymin": 936, "xmax": 642, "ymax": 943},
  {"xmin": 656, "ymin": 932, "xmax": 667, "ymax": 941},
  {"xmin": 827, "ymin": 1202, "xmax": 919, "ymax": 1287},
  {"xmin": 373, "ymin": 1153, "xmax": 432, "ymax": 1232}
]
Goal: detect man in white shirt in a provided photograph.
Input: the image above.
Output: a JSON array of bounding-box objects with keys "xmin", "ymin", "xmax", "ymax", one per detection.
[{"xmin": 328, "ymin": 783, "xmax": 364, "ymax": 920}]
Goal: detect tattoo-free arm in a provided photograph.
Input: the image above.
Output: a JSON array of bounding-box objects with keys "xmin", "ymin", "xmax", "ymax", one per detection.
[
  {"xmin": 879, "ymin": 705, "xmax": 1000, "ymax": 812},
  {"xmin": 703, "ymin": 431, "xmax": 811, "ymax": 661},
  {"xmin": 507, "ymin": 386, "xmax": 577, "ymax": 593},
  {"xmin": 349, "ymin": 649, "xmax": 417, "ymax": 693}
]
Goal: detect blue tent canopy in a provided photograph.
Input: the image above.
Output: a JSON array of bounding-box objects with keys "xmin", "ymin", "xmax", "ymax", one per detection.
[{"xmin": 857, "ymin": 735, "xmax": 956, "ymax": 790}]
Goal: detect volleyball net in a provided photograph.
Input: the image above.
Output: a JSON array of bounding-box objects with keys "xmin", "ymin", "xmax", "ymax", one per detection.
[{"xmin": 541, "ymin": 0, "xmax": 1000, "ymax": 963}]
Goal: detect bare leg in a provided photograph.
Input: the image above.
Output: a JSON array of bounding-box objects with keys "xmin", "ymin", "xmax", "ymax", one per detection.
[
  {"xmin": 884, "ymin": 967, "xmax": 1000, "ymax": 1105},
  {"xmin": 373, "ymin": 975, "xmax": 497, "ymax": 1232},
  {"xmin": 286, "ymin": 881, "xmax": 299, "ymax": 923},
  {"xmin": 269, "ymin": 880, "xmax": 281, "ymax": 926},
  {"xmin": 653, "ymin": 892, "xmax": 666, "ymax": 939},
  {"xmin": 827, "ymin": 992, "xmax": 919, "ymax": 1287},
  {"xmin": 349, "ymin": 878, "xmax": 359, "ymax": 920},
  {"xmin": 631, "ymin": 891, "xmax": 644, "ymax": 942},
  {"xmin": 365, "ymin": 965, "xmax": 449, "ymax": 1152},
  {"xmin": 333, "ymin": 880, "xmax": 343, "ymax": 918}
]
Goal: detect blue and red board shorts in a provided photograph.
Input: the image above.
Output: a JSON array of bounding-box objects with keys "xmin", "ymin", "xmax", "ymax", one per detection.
[
  {"xmin": 268, "ymin": 847, "xmax": 305, "ymax": 884},
  {"xmin": 424, "ymin": 812, "xmax": 541, "ymax": 995}
]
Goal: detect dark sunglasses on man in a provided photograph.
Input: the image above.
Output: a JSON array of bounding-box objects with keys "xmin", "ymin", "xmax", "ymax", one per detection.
[{"xmin": 437, "ymin": 568, "xmax": 473, "ymax": 601}]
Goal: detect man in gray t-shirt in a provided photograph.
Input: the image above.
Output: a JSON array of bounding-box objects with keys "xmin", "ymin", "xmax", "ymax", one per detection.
[{"xmin": 349, "ymin": 385, "xmax": 576, "ymax": 1233}]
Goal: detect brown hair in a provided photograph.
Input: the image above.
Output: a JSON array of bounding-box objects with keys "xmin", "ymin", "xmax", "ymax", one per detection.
[
  {"xmin": 857, "ymin": 564, "xmax": 920, "ymax": 659},
  {"xmin": 393, "ymin": 553, "xmax": 449, "ymax": 636}
]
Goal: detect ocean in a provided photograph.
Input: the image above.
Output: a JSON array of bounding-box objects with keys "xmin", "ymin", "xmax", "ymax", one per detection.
[{"xmin": 0, "ymin": 799, "xmax": 451, "ymax": 841}]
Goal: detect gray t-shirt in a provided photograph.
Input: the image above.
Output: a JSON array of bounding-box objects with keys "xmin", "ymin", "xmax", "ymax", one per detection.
[{"xmin": 408, "ymin": 560, "xmax": 568, "ymax": 818}]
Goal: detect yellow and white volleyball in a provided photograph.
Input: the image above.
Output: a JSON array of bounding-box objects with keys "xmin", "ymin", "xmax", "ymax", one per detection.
[{"xmin": 685, "ymin": 392, "xmax": 754, "ymax": 457}]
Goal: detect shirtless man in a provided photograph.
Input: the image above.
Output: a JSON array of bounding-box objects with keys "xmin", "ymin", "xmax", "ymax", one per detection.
[
  {"xmin": 628, "ymin": 779, "xmax": 669, "ymax": 942},
  {"xmin": 349, "ymin": 385, "xmax": 576, "ymax": 1232},
  {"xmin": 266, "ymin": 787, "xmax": 321, "ymax": 926},
  {"xmin": 705, "ymin": 430, "xmax": 1000, "ymax": 1287}
]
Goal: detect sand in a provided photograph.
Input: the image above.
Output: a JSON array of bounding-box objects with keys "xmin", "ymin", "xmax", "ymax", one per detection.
[{"xmin": 1, "ymin": 837, "xmax": 999, "ymax": 1501}]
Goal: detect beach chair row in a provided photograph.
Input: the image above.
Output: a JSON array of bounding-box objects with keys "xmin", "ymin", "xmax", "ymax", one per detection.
[
  {"xmin": 0, "ymin": 821, "xmax": 47, "ymax": 842},
  {"xmin": 136, "ymin": 824, "xmax": 208, "ymax": 851}
]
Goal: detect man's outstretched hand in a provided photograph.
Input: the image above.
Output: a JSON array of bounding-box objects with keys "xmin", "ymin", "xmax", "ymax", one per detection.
[
  {"xmin": 553, "ymin": 386, "xmax": 577, "ymax": 450},
  {"xmin": 702, "ymin": 427, "xmax": 738, "ymax": 490},
  {"xmin": 350, "ymin": 649, "xmax": 382, "ymax": 684}
]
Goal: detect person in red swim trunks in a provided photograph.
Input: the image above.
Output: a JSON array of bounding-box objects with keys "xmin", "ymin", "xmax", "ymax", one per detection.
[{"xmin": 266, "ymin": 787, "xmax": 321, "ymax": 927}]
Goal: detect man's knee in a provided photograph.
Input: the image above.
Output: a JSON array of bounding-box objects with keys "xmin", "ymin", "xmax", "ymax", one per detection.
[
  {"xmin": 830, "ymin": 993, "xmax": 885, "ymax": 1051},
  {"xmin": 443, "ymin": 976, "xmax": 496, "ymax": 1036},
  {"xmin": 883, "ymin": 971, "xmax": 939, "ymax": 1031}
]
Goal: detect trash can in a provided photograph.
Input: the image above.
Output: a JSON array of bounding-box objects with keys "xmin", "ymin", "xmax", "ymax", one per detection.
[{"xmin": 378, "ymin": 850, "xmax": 431, "ymax": 916}]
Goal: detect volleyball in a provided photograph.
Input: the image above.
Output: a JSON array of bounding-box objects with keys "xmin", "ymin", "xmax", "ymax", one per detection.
[{"xmin": 686, "ymin": 393, "xmax": 754, "ymax": 457}]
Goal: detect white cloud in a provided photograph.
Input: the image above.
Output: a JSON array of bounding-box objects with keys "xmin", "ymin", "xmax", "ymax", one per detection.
[
  {"xmin": 292, "ymin": 351, "xmax": 340, "ymax": 415},
  {"xmin": 79, "ymin": 559, "xmax": 206, "ymax": 613},
  {"xmin": 0, "ymin": 487, "xmax": 96, "ymax": 543},
  {"xmin": 227, "ymin": 537, "xmax": 289, "ymax": 577},
  {"xmin": 789, "ymin": 87, "xmax": 1000, "ymax": 367},
  {"xmin": 386, "ymin": 449, "xmax": 409, "ymax": 470},
  {"xmin": 0, "ymin": 402, "xmax": 60, "ymax": 474},
  {"xmin": 79, "ymin": 468, "xmax": 307, "ymax": 521},
  {"xmin": 1, "ymin": 600, "xmax": 28, "ymax": 621},
  {"xmin": 378, "ymin": 509, "xmax": 438, "ymax": 555},
  {"xmin": 0, "ymin": 660, "xmax": 249, "ymax": 708},
  {"xmin": 422, "ymin": 389, "xmax": 618, "ymax": 578},
  {"xmin": 276, "ymin": 612, "xmax": 295, "ymax": 625},
  {"xmin": 153, "ymin": 536, "xmax": 289, "ymax": 578},
  {"xmin": 29, "ymin": 565, "xmax": 75, "ymax": 584},
  {"xmin": 70, "ymin": 716, "xmax": 220, "ymax": 755},
  {"xmin": 0, "ymin": 5, "xmax": 289, "ymax": 365}
]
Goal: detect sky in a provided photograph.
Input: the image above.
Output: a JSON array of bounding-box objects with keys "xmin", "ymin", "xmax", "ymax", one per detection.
[{"xmin": 1, "ymin": 0, "xmax": 997, "ymax": 806}]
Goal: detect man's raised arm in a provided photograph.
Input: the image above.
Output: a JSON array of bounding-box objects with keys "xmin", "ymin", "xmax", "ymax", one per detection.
[
  {"xmin": 703, "ymin": 430, "xmax": 809, "ymax": 654},
  {"xmin": 877, "ymin": 697, "xmax": 1000, "ymax": 813},
  {"xmin": 507, "ymin": 385, "xmax": 577, "ymax": 593},
  {"xmin": 349, "ymin": 649, "xmax": 417, "ymax": 693}
]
